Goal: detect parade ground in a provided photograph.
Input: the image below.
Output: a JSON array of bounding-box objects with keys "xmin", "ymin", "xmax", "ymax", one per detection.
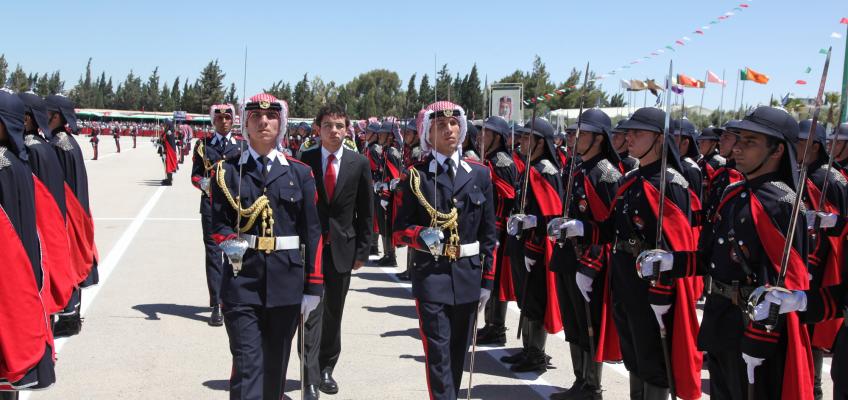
[{"xmin": 22, "ymin": 138, "xmax": 834, "ymax": 400}]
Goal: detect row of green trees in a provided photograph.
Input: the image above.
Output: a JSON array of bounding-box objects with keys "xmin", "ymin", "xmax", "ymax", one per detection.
[{"xmin": 0, "ymin": 54, "xmax": 627, "ymax": 119}]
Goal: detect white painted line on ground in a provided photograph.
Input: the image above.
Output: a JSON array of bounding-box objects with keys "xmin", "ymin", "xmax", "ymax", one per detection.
[
  {"xmin": 376, "ymin": 265, "xmax": 561, "ymax": 399},
  {"xmin": 21, "ymin": 186, "xmax": 166, "ymax": 400},
  {"xmin": 83, "ymin": 153, "xmax": 119, "ymax": 163}
]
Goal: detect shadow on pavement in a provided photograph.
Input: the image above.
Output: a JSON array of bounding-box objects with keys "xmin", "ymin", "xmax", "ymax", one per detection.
[
  {"xmin": 132, "ymin": 303, "xmax": 210, "ymax": 323},
  {"xmin": 399, "ymin": 354, "xmax": 426, "ymax": 363},
  {"xmin": 138, "ymin": 179, "xmax": 168, "ymax": 187},
  {"xmin": 353, "ymin": 271, "xmax": 402, "ymax": 284},
  {"xmin": 380, "ymin": 327, "xmax": 420, "ymax": 339},
  {"xmin": 459, "ymin": 384, "xmax": 548, "ymax": 400},
  {"xmin": 363, "ymin": 305, "xmax": 417, "ymax": 319},
  {"xmin": 349, "ymin": 286, "xmax": 412, "ymax": 300},
  {"xmin": 202, "ymin": 379, "xmax": 228, "ymax": 391}
]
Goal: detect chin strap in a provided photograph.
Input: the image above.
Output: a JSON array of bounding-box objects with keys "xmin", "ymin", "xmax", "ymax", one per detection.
[{"xmin": 634, "ymin": 132, "xmax": 661, "ymax": 160}]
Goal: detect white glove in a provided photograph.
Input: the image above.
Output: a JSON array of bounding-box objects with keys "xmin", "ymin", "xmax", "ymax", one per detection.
[
  {"xmin": 806, "ymin": 210, "xmax": 838, "ymax": 229},
  {"xmin": 507, "ymin": 214, "xmax": 537, "ymax": 236},
  {"xmin": 650, "ymin": 304, "xmax": 671, "ymax": 330},
  {"xmin": 389, "ymin": 178, "xmax": 401, "ymax": 191},
  {"xmin": 478, "ymin": 288, "xmax": 491, "ymax": 313},
  {"xmin": 742, "ymin": 353, "xmax": 764, "ymax": 384},
  {"xmin": 637, "ymin": 249, "xmax": 673, "ymax": 279},
  {"xmin": 301, "ymin": 295, "xmax": 321, "ymax": 317},
  {"xmin": 575, "ymin": 271, "xmax": 594, "ymax": 303},
  {"xmin": 380, "ymin": 199, "xmax": 389, "ymax": 209},
  {"xmin": 765, "ymin": 290, "xmax": 808, "ymax": 314},
  {"xmin": 561, "ymin": 220, "xmax": 584, "ymax": 238},
  {"xmin": 524, "ymin": 257, "xmax": 536, "ymax": 272}
]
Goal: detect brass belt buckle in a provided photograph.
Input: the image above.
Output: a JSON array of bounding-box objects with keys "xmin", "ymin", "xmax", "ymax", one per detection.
[
  {"xmin": 444, "ymin": 244, "xmax": 459, "ymax": 261},
  {"xmin": 257, "ymin": 237, "xmax": 275, "ymax": 253}
]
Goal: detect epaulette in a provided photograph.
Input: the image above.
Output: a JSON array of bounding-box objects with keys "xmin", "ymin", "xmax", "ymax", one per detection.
[
  {"xmin": 388, "ymin": 146, "xmax": 401, "ymax": 159},
  {"xmin": 596, "ymin": 159, "xmax": 622, "ymax": 183},
  {"xmin": 712, "ymin": 154, "xmax": 727, "ymax": 167},
  {"xmin": 826, "ymin": 166, "xmax": 848, "ymax": 188},
  {"xmin": 765, "ymin": 181, "xmax": 796, "ymax": 205},
  {"xmin": 683, "ymin": 157, "xmax": 700, "ymax": 170},
  {"xmin": 667, "ymin": 168, "xmax": 689, "ymax": 189},
  {"xmin": 539, "ymin": 159, "xmax": 558, "ymax": 176},
  {"xmin": 300, "ymin": 137, "xmax": 319, "ymax": 153},
  {"xmin": 343, "ymin": 137, "xmax": 358, "ymax": 152},
  {"xmin": 463, "ymin": 150, "xmax": 480, "ymax": 162},
  {"xmin": 411, "ymin": 146, "xmax": 423, "ymax": 160},
  {"xmin": 54, "ymin": 131, "xmax": 74, "ymax": 151},
  {"xmin": 0, "ymin": 147, "xmax": 9, "ymax": 170},
  {"xmin": 495, "ymin": 151, "xmax": 514, "ymax": 168},
  {"xmin": 24, "ymin": 135, "xmax": 40, "ymax": 147},
  {"xmin": 372, "ymin": 144, "xmax": 383, "ymax": 154}
]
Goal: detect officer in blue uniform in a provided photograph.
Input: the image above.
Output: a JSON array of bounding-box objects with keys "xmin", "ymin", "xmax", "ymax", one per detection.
[
  {"xmin": 393, "ymin": 101, "xmax": 497, "ymax": 400},
  {"xmin": 191, "ymin": 104, "xmax": 244, "ymax": 326},
  {"xmin": 210, "ymin": 93, "xmax": 323, "ymax": 400}
]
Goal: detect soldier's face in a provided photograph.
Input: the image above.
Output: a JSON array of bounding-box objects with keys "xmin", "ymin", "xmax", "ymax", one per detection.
[
  {"xmin": 319, "ymin": 114, "xmax": 346, "ymax": 153},
  {"xmin": 23, "ymin": 114, "xmax": 36, "ymax": 132},
  {"xmin": 795, "ymin": 139, "xmax": 821, "ymax": 166},
  {"xmin": 625, "ymin": 129, "xmax": 659, "ymax": 159},
  {"xmin": 403, "ymin": 131, "xmax": 418, "ymax": 146},
  {"xmin": 431, "ymin": 117, "xmax": 460, "ymax": 155},
  {"xmin": 246, "ymin": 110, "xmax": 280, "ymax": 150},
  {"xmin": 698, "ymin": 140, "xmax": 717, "ymax": 157},
  {"xmin": 214, "ymin": 114, "xmax": 233, "ymax": 133},
  {"xmin": 833, "ymin": 139, "xmax": 848, "ymax": 161},
  {"xmin": 481, "ymin": 128, "xmax": 499, "ymax": 153},
  {"xmin": 611, "ymin": 132, "xmax": 628, "ymax": 153},
  {"xmin": 719, "ymin": 131, "xmax": 738, "ymax": 158},
  {"xmin": 732, "ymin": 130, "xmax": 783, "ymax": 176},
  {"xmin": 575, "ymin": 132, "xmax": 596, "ymax": 156},
  {"xmin": 518, "ymin": 133, "xmax": 532, "ymax": 156}
]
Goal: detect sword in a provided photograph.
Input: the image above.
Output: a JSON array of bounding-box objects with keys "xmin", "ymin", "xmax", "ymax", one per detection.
[
  {"xmin": 467, "ymin": 268, "xmax": 484, "ymax": 400},
  {"xmin": 815, "ymin": 78, "xmax": 847, "ymax": 214},
  {"xmin": 515, "ymin": 107, "xmax": 537, "ymax": 340},
  {"xmin": 745, "ymin": 47, "xmax": 833, "ymax": 400}
]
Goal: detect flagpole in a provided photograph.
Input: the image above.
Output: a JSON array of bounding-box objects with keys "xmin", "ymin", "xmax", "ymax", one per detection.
[
  {"xmin": 643, "ymin": 89, "xmax": 647, "ymax": 107},
  {"xmin": 719, "ymin": 70, "xmax": 726, "ymax": 125},
  {"xmin": 699, "ymin": 70, "xmax": 708, "ymax": 117},
  {"xmin": 739, "ymin": 80, "xmax": 747, "ymax": 118},
  {"xmin": 733, "ymin": 70, "xmax": 740, "ymax": 119},
  {"xmin": 841, "ymin": 22, "xmax": 848, "ymax": 123}
]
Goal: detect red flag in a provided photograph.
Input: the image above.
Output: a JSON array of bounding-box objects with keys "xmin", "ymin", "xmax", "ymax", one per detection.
[
  {"xmin": 841, "ymin": 17, "xmax": 848, "ymax": 24},
  {"xmin": 675, "ymin": 40, "xmax": 685, "ymax": 45},
  {"xmin": 796, "ymin": 80, "xmax": 807, "ymax": 85},
  {"xmin": 740, "ymin": 3, "xmax": 749, "ymax": 8}
]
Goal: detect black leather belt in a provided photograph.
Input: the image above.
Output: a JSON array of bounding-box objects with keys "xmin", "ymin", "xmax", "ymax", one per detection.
[
  {"xmin": 613, "ymin": 237, "xmax": 645, "ymax": 257},
  {"xmin": 710, "ymin": 279, "xmax": 755, "ymax": 306}
]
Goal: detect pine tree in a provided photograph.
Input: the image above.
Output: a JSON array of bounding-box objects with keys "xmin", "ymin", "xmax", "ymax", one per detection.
[
  {"xmin": 35, "ymin": 74, "xmax": 50, "ymax": 96},
  {"xmin": 223, "ymin": 82, "xmax": 239, "ymax": 107},
  {"xmin": 143, "ymin": 67, "xmax": 161, "ymax": 111},
  {"xmin": 292, "ymin": 74, "xmax": 311, "ymax": 117},
  {"xmin": 0, "ymin": 54, "xmax": 8, "ymax": 87},
  {"xmin": 197, "ymin": 60, "xmax": 226, "ymax": 109},
  {"xmin": 462, "ymin": 64, "xmax": 483, "ymax": 118},
  {"xmin": 418, "ymin": 74, "xmax": 433, "ymax": 106},
  {"xmin": 9, "ymin": 65, "xmax": 29, "ymax": 93},
  {"xmin": 435, "ymin": 64, "xmax": 452, "ymax": 101},
  {"xmin": 170, "ymin": 77, "xmax": 181, "ymax": 110},
  {"xmin": 404, "ymin": 73, "xmax": 418, "ymax": 117}
]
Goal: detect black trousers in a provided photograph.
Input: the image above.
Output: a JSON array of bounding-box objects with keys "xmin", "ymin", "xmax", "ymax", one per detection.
[
  {"xmin": 483, "ymin": 236, "xmax": 510, "ymax": 327},
  {"xmin": 415, "ymin": 300, "xmax": 477, "ymax": 400},
  {"xmin": 706, "ymin": 347, "xmax": 785, "ymax": 400},
  {"xmin": 301, "ymin": 248, "xmax": 352, "ymax": 385},
  {"xmin": 831, "ymin": 327, "xmax": 847, "ymax": 399},
  {"xmin": 201, "ymin": 197, "xmax": 224, "ymax": 306},
  {"xmin": 376, "ymin": 199, "xmax": 394, "ymax": 259},
  {"xmin": 224, "ymin": 304, "xmax": 299, "ymax": 400}
]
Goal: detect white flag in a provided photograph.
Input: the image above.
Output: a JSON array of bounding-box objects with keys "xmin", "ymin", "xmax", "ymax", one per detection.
[
  {"xmin": 620, "ymin": 79, "xmax": 632, "ymax": 89},
  {"xmin": 832, "ymin": 32, "xmax": 843, "ymax": 39}
]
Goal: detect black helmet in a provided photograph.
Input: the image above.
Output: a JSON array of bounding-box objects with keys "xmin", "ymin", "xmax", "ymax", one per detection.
[
  {"xmin": 44, "ymin": 94, "xmax": 78, "ymax": 134},
  {"xmin": 0, "ymin": 90, "xmax": 28, "ymax": 161},
  {"xmin": 567, "ymin": 109, "xmax": 620, "ymax": 164},
  {"xmin": 726, "ymin": 106, "xmax": 800, "ymax": 189},
  {"xmin": 519, "ymin": 117, "xmax": 560, "ymax": 168},
  {"xmin": 670, "ymin": 118, "xmax": 700, "ymax": 160},
  {"xmin": 617, "ymin": 107, "xmax": 665, "ymax": 134},
  {"xmin": 17, "ymin": 92, "xmax": 52, "ymax": 139},
  {"xmin": 698, "ymin": 126, "xmax": 722, "ymax": 141},
  {"xmin": 482, "ymin": 115, "xmax": 511, "ymax": 145}
]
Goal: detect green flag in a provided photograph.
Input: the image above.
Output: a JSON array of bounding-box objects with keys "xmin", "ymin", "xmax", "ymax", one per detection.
[
  {"xmin": 804, "ymin": 67, "xmax": 812, "ymax": 73},
  {"xmin": 820, "ymin": 48, "xmax": 829, "ymax": 55}
]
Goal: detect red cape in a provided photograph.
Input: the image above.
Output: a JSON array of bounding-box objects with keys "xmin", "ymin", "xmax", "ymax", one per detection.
[
  {"xmin": 643, "ymin": 181, "xmax": 703, "ymax": 400},
  {"xmin": 164, "ymin": 137, "xmax": 178, "ymax": 174},
  {"xmin": 529, "ymin": 167, "xmax": 563, "ymax": 334},
  {"xmin": 0, "ymin": 206, "xmax": 52, "ymax": 384},
  {"xmin": 33, "ymin": 177, "xmax": 75, "ymax": 315},
  {"xmin": 750, "ymin": 193, "xmax": 814, "ymax": 400},
  {"xmin": 65, "ymin": 183, "xmax": 98, "ymax": 284},
  {"xmin": 804, "ymin": 180, "xmax": 843, "ymax": 349}
]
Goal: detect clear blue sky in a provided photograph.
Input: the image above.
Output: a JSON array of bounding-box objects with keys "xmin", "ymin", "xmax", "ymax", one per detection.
[{"xmin": 2, "ymin": 0, "xmax": 846, "ymax": 111}]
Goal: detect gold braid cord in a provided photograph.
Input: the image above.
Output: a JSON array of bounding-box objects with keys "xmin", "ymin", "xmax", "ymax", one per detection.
[
  {"xmin": 215, "ymin": 162, "xmax": 275, "ymax": 238},
  {"xmin": 408, "ymin": 167, "xmax": 461, "ymax": 258},
  {"xmin": 196, "ymin": 141, "xmax": 214, "ymax": 171}
]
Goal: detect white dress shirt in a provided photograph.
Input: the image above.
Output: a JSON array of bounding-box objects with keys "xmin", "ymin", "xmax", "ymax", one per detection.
[{"xmin": 321, "ymin": 145, "xmax": 344, "ymax": 185}]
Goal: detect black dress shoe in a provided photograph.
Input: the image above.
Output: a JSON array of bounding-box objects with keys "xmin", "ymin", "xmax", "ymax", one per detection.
[
  {"xmin": 319, "ymin": 368, "xmax": 339, "ymax": 394},
  {"xmin": 377, "ymin": 256, "xmax": 397, "ymax": 267},
  {"xmin": 53, "ymin": 314, "xmax": 82, "ymax": 337},
  {"xmin": 510, "ymin": 349, "xmax": 548, "ymax": 373},
  {"xmin": 209, "ymin": 305, "xmax": 223, "ymax": 326},
  {"xmin": 500, "ymin": 350, "xmax": 526, "ymax": 364},
  {"xmin": 476, "ymin": 325, "xmax": 506, "ymax": 346},
  {"xmin": 369, "ymin": 246, "xmax": 380, "ymax": 256},
  {"xmin": 395, "ymin": 270, "xmax": 410, "ymax": 281},
  {"xmin": 304, "ymin": 384, "xmax": 320, "ymax": 400}
]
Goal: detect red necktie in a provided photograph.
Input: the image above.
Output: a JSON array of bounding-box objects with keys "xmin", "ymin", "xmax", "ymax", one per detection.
[{"xmin": 325, "ymin": 153, "xmax": 336, "ymax": 201}]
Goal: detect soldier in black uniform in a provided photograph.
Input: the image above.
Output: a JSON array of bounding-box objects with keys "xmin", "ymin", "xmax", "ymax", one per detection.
[
  {"xmin": 113, "ymin": 124, "xmax": 121, "ymax": 153},
  {"xmin": 210, "ymin": 93, "xmax": 322, "ymax": 400},
  {"xmin": 563, "ymin": 107, "xmax": 702, "ymax": 399},
  {"xmin": 90, "ymin": 123, "xmax": 100, "ymax": 160},
  {"xmin": 548, "ymin": 109, "xmax": 621, "ymax": 400},
  {"xmin": 376, "ymin": 120, "xmax": 403, "ymax": 267},
  {"xmin": 191, "ymin": 104, "xmax": 243, "ymax": 326},
  {"xmin": 701, "ymin": 122, "xmax": 745, "ymax": 230},
  {"xmin": 670, "ymin": 118, "xmax": 704, "ymax": 200},
  {"xmin": 638, "ymin": 106, "xmax": 814, "ymax": 399},
  {"xmin": 363, "ymin": 122, "xmax": 383, "ymax": 256},
  {"xmin": 45, "ymin": 94, "xmax": 97, "ymax": 337},
  {"xmin": 475, "ymin": 116, "xmax": 518, "ymax": 346},
  {"xmin": 504, "ymin": 117, "xmax": 564, "ymax": 373},
  {"xmin": 612, "ymin": 119, "xmax": 639, "ymax": 173},
  {"xmin": 393, "ymin": 101, "xmax": 496, "ymax": 400},
  {"xmin": 833, "ymin": 122, "xmax": 848, "ymax": 178},
  {"xmin": 462, "ymin": 122, "xmax": 481, "ymax": 161},
  {"xmin": 696, "ymin": 126, "xmax": 727, "ymax": 183}
]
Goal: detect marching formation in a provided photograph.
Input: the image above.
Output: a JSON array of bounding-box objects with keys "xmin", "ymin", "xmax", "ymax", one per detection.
[{"xmin": 2, "ymin": 84, "xmax": 848, "ymax": 400}]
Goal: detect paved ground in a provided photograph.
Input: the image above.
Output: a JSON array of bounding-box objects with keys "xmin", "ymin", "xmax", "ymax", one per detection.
[{"xmin": 20, "ymin": 137, "xmax": 835, "ymax": 399}]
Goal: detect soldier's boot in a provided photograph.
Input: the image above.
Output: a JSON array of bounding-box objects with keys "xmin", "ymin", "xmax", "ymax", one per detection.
[
  {"xmin": 53, "ymin": 313, "xmax": 82, "ymax": 337},
  {"xmin": 92, "ymin": 145, "xmax": 98, "ymax": 160},
  {"xmin": 476, "ymin": 324, "xmax": 506, "ymax": 346},
  {"xmin": 501, "ymin": 322, "xmax": 530, "ymax": 364},
  {"xmin": 479, "ymin": 296, "xmax": 508, "ymax": 346},
  {"xmin": 813, "ymin": 347, "xmax": 824, "ymax": 400},
  {"xmin": 628, "ymin": 374, "xmax": 644, "ymax": 400},
  {"xmin": 0, "ymin": 391, "xmax": 19, "ymax": 400},
  {"xmin": 642, "ymin": 382, "xmax": 669, "ymax": 400},
  {"xmin": 550, "ymin": 344, "xmax": 586, "ymax": 399},
  {"xmin": 116, "ymin": 139, "xmax": 121, "ymax": 153},
  {"xmin": 133, "ymin": 137, "xmax": 137, "ymax": 148},
  {"xmin": 511, "ymin": 320, "xmax": 548, "ymax": 373},
  {"xmin": 579, "ymin": 360, "xmax": 603, "ymax": 400}
]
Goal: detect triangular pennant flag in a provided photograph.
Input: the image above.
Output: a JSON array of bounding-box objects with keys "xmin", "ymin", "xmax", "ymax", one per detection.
[
  {"xmin": 819, "ymin": 48, "xmax": 829, "ymax": 55},
  {"xmin": 795, "ymin": 80, "xmax": 807, "ymax": 85},
  {"xmin": 740, "ymin": 4, "xmax": 749, "ymax": 8},
  {"xmin": 683, "ymin": 36, "xmax": 692, "ymax": 41},
  {"xmin": 804, "ymin": 67, "xmax": 812, "ymax": 73},
  {"xmin": 707, "ymin": 70, "xmax": 727, "ymax": 86},
  {"xmin": 702, "ymin": 25, "xmax": 711, "ymax": 30},
  {"xmin": 733, "ymin": 7, "xmax": 742, "ymax": 11},
  {"xmin": 710, "ymin": 20, "xmax": 718, "ymax": 24},
  {"xmin": 832, "ymin": 32, "xmax": 843, "ymax": 39},
  {"xmin": 675, "ymin": 40, "xmax": 685, "ymax": 45},
  {"xmin": 694, "ymin": 30, "xmax": 704, "ymax": 35},
  {"xmin": 840, "ymin": 17, "xmax": 848, "ymax": 24},
  {"xmin": 665, "ymin": 45, "xmax": 675, "ymax": 51}
]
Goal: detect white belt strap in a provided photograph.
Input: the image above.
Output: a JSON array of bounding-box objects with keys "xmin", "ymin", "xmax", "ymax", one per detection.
[{"xmin": 239, "ymin": 234, "xmax": 300, "ymax": 251}]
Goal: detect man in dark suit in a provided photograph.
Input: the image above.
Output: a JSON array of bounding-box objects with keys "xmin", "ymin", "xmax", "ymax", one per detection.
[{"xmin": 298, "ymin": 103, "xmax": 373, "ymax": 399}]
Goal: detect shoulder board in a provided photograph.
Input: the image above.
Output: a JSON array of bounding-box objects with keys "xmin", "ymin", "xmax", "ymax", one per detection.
[
  {"xmin": 495, "ymin": 151, "xmax": 514, "ymax": 168},
  {"xmin": 712, "ymin": 154, "xmax": 727, "ymax": 166},
  {"xmin": 343, "ymin": 137, "xmax": 358, "ymax": 152},
  {"xmin": 596, "ymin": 159, "xmax": 623, "ymax": 183},
  {"xmin": 683, "ymin": 157, "xmax": 700, "ymax": 170},
  {"xmin": 54, "ymin": 131, "xmax": 74, "ymax": 151},
  {"xmin": 825, "ymin": 166, "xmax": 848, "ymax": 188},
  {"xmin": 764, "ymin": 181, "xmax": 796, "ymax": 205},
  {"xmin": 411, "ymin": 146, "xmax": 423, "ymax": 159},
  {"xmin": 300, "ymin": 137, "xmax": 319, "ymax": 152},
  {"xmin": 286, "ymin": 155, "xmax": 309, "ymax": 168},
  {"xmin": 667, "ymin": 168, "xmax": 689, "ymax": 189},
  {"xmin": 463, "ymin": 150, "xmax": 480, "ymax": 161},
  {"xmin": 24, "ymin": 135, "xmax": 40, "ymax": 147},
  {"xmin": 539, "ymin": 159, "xmax": 558, "ymax": 176},
  {"xmin": 388, "ymin": 146, "xmax": 401, "ymax": 158},
  {"xmin": 0, "ymin": 147, "xmax": 9, "ymax": 170}
]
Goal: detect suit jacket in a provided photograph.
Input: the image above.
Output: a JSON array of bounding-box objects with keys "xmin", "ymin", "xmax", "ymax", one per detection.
[
  {"xmin": 393, "ymin": 154, "xmax": 497, "ymax": 305},
  {"xmin": 299, "ymin": 146, "xmax": 373, "ymax": 273},
  {"xmin": 210, "ymin": 152, "xmax": 323, "ymax": 307}
]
